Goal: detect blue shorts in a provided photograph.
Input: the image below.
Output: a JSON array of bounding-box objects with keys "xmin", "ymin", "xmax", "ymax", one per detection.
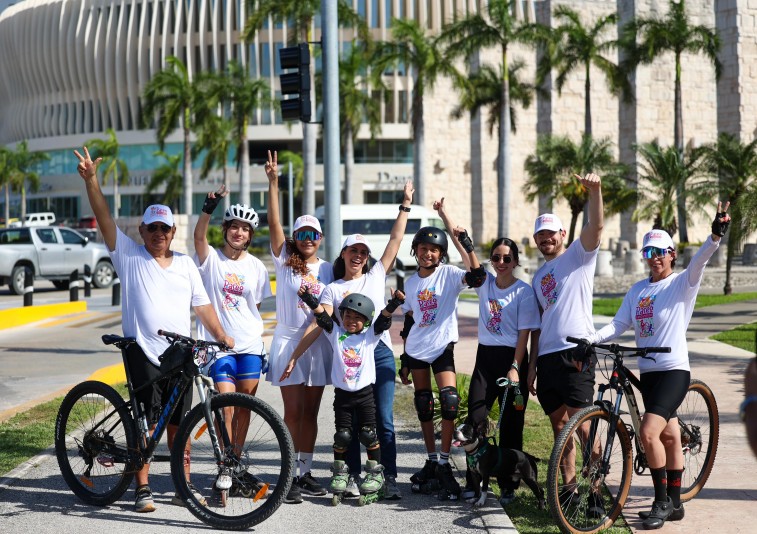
[{"xmin": 211, "ymin": 354, "xmax": 264, "ymax": 384}]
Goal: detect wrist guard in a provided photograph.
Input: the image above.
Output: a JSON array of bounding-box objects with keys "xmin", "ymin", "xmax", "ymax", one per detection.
[
  {"xmin": 464, "ymin": 266, "xmax": 487, "ymax": 288},
  {"xmin": 400, "ymin": 314, "xmax": 415, "ymax": 339},
  {"xmin": 202, "ymin": 194, "xmax": 222, "ymax": 215},
  {"xmin": 384, "ymin": 295, "xmax": 404, "ymax": 313},
  {"xmin": 458, "ymin": 230, "xmax": 474, "ymax": 253},
  {"xmin": 299, "ymin": 290, "xmax": 320, "ymax": 310},
  {"xmin": 711, "ymin": 211, "xmax": 730, "ymax": 237}
]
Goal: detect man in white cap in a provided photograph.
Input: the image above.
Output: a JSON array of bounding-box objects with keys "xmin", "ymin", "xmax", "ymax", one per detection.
[
  {"xmin": 75, "ymin": 146, "xmax": 234, "ymax": 513},
  {"xmin": 527, "ymin": 172, "xmax": 604, "ymax": 514}
]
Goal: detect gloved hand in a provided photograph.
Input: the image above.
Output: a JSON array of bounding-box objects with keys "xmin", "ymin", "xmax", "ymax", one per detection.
[
  {"xmin": 571, "ymin": 338, "xmax": 595, "ymax": 373},
  {"xmin": 711, "ymin": 206, "xmax": 731, "ymax": 237}
]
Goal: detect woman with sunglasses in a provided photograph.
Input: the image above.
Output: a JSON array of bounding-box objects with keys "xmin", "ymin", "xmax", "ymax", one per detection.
[
  {"xmin": 584, "ymin": 202, "xmax": 730, "ymax": 530},
  {"xmin": 265, "ymin": 150, "xmax": 334, "ymax": 503}
]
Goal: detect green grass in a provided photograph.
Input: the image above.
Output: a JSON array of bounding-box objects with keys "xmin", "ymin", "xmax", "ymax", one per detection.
[
  {"xmin": 593, "ymin": 291, "xmax": 757, "ymax": 317},
  {"xmin": 712, "ymin": 321, "xmax": 757, "ymax": 354}
]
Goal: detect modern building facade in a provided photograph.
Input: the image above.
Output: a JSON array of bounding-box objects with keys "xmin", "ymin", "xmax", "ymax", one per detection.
[{"xmin": 0, "ymin": 0, "xmax": 754, "ymax": 251}]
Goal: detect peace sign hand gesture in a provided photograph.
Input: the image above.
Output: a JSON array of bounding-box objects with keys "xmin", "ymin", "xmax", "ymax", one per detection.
[
  {"xmin": 74, "ymin": 146, "xmax": 102, "ymax": 182},
  {"xmin": 711, "ymin": 201, "xmax": 731, "ymax": 239},
  {"xmin": 265, "ymin": 150, "xmax": 278, "ymax": 183}
]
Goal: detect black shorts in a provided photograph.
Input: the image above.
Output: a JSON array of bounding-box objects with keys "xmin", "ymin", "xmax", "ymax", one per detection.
[
  {"xmin": 639, "ymin": 370, "xmax": 690, "ymax": 421},
  {"xmin": 406, "ymin": 343, "xmax": 456, "ymax": 374},
  {"xmin": 126, "ymin": 343, "xmax": 193, "ymax": 427},
  {"xmin": 536, "ymin": 349, "xmax": 595, "ymax": 415},
  {"xmin": 333, "ymin": 385, "xmax": 376, "ymax": 430}
]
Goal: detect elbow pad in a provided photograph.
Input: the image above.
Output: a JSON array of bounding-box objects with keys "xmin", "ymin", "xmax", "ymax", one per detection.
[
  {"xmin": 314, "ymin": 310, "xmax": 334, "ymax": 333},
  {"xmin": 464, "ymin": 266, "xmax": 487, "ymax": 288},
  {"xmin": 400, "ymin": 314, "xmax": 414, "ymax": 339},
  {"xmin": 374, "ymin": 314, "xmax": 392, "ymax": 334}
]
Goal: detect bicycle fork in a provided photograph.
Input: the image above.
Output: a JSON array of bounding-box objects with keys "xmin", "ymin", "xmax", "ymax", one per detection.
[{"xmin": 587, "ymin": 384, "xmax": 625, "ymax": 481}]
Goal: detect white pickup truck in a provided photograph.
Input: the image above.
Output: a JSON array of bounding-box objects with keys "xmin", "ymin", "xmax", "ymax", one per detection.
[{"xmin": 0, "ymin": 226, "xmax": 115, "ymax": 294}]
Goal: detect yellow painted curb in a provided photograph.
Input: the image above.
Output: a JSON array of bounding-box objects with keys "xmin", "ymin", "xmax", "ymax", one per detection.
[
  {"xmin": 0, "ymin": 301, "xmax": 87, "ymax": 330},
  {"xmin": 270, "ymin": 280, "xmax": 276, "ymax": 295},
  {"xmin": 87, "ymin": 363, "xmax": 126, "ymax": 385}
]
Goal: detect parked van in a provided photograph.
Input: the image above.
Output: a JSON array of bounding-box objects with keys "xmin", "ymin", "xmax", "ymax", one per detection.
[
  {"xmin": 314, "ymin": 204, "xmax": 464, "ymax": 267},
  {"xmin": 9, "ymin": 212, "xmax": 56, "ymax": 227}
]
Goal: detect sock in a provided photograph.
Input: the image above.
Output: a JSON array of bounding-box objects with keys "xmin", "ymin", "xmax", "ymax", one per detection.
[
  {"xmin": 428, "ymin": 452, "xmax": 438, "ymax": 463},
  {"xmin": 650, "ymin": 467, "xmax": 668, "ymax": 503},
  {"xmin": 299, "ymin": 452, "xmax": 313, "ymax": 477},
  {"xmin": 438, "ymin": 451, "xmax": 450, "ymax": 466},
  {"xmin": 367, "ymin": 447, "xmax": 381, "ymax": 463},
  {"xmin": 667, "ymin": 469, "xmax": 683, "ymax": 507}
]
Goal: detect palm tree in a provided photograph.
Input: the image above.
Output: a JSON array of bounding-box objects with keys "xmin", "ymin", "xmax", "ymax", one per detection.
[
  {"xmin": 145, "ymin": 150, "xmax": 183, "ymax": 211},
  {"xmin": 192, "ymin": 112, "xmax": 235, "ymax": 212},
  {"xmin": 701, "ymin": 133, "xmax": 757, "ymax": 294},
  {"xmin": 0, "ymin": 146, "xmax": 17, "ymax": 226},
  {"xmin": 440, "ymin": 0, "xmax": 542, "ymax": 237},
  {"xmin": 620, "ymin": 0, "xmax": 721, "ymax": 243},
  {"xmin": 243, "ymin": 0, "xmax": 366, "ymax": 215},
  {"xmin": 141, "ymin": 56, "xmax": 196, "ymax": 215},
  {"xmin": 633, "ymin": 140, "xmax": 711, "ymax": 238},
  {"xmin": 11, "ymin": 141, "xmax": 48, "ymax": 222},
  {"xmin": 375, "ymin": 19, "xmax": 461, "ymax": 207},
  {"xmin": 87, "ymin": 129, "xmax": 129, "ymax": 219},
  {"xmin": 523, "ymin": 134, "xmax": 632, "ymax": 243}
]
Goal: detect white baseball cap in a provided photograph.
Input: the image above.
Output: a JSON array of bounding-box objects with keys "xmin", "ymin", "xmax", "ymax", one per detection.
[
  {"xmin": 342, "ymin": 234, "xmax": 371, "ymax": 254},
  {"xmin": 292, "ymin": 214, "xmax": 323, "ymax": 234},
  {"xmin": 143, "ymin": 204, "xmax": 174, "ymax": 226},
  {"xmin": 642, "ymin": 229, "xmax": 675, "ymax": 251},
  {"xmin": 533, "ymin": 213, "xmax": 564, "ymax": 235}
]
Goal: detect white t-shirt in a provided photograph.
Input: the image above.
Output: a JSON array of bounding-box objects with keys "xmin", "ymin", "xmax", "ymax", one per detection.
[
  {"xmin": 271, "ymin": 244, "xmax": 333, "ymax": 328},
  {"xmin": 400, "ymin": 264, "xmax": 467, "ymax": 362},
  {"xmin": 589, "ymin": 236, "xmax": 719, "ymax": 373},
  {"xmin": 109, "ymin": 228, "xmax": 210, "ymax": 365},
  {"xmin": 325, "ymin": 325, "xmax": 380, "ymax": 391},
  {"xmin": 531, "ymin": 239, "xmax": 598, "ymax": 357},
  {"xmin": 195, "ymin": 248, "xmax": 272, "ymax": 355},
  {"xmin": 475, "ymin": 274, "xmax": 540, "ymax": 347},
  {"xmin": 320, "ymin": 261, "xmax": 392, "ymax": 349}
]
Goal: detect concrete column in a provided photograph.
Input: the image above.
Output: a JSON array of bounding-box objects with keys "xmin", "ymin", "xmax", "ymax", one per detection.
[{"xmin": 595, "ymin": 250, "xmax": 614, "ymax": 277}]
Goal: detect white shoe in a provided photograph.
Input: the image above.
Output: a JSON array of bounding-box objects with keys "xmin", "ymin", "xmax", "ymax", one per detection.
[{"xmin": 345, "ymin": 474, "xmax": 361, "ymax": 498}]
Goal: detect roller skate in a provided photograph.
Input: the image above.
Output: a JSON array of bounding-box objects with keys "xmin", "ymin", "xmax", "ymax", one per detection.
[
  {"xmin": 213, "ymin": 467, "xmax": 233, "ymax": 507},
  {"xmin": 232, "ymin": 469, "xmax": 269, "ymax": 500},
  {"xmin": 436, "ymin": 462, "xmax": 461, "ymax": 501},
  {"xmin": 410, "ymin": 459, "xmax": 441, "ymax": 494},
  {"xmin": 357, "ymin": 460, "xmax": 384, "ymax": 506},
  {"xmin": 329, "ymin": 460, "xmax": 350, "ymax": 506}
]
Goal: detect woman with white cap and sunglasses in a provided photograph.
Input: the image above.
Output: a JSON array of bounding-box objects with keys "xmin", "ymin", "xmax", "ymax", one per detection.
[
  {"xmin": 265, "ymin": 150, "xmax": 334, "ymax": 503},
  {"xmin": 193, "ymin": 185, "xmax": 272, "ymax": 495},
  {"xmin": 583, "ymin": 201, "xmax": 730, "ymax": 530}
]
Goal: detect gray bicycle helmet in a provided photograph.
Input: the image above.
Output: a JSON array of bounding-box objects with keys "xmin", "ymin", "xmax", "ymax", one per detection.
[
  {"xmin": 224, "ymin": 204, "xmax": 259, "ymax": 229},
  {"xmin": 338, "ymin": 293, "xmax": 375, "ymax": 326}
]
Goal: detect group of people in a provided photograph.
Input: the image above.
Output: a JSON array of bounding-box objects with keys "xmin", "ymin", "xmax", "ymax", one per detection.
[{"xmin": 76, "ymin": 146, "xmax": 732, "ymax": 529}]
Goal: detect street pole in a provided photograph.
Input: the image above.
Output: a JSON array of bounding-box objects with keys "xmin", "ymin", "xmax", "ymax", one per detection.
[{"xmin": 322, "ymin": 0, "xmax": 340, "ymax": 262}]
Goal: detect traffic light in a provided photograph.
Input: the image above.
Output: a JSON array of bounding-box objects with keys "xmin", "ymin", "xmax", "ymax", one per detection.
[{"xmin": 278, "ymin": 43, "xmax": 311, "ymax": 122}]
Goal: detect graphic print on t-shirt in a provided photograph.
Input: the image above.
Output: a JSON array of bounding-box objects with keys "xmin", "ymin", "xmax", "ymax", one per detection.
[
  {"xmin": 341, "ymin": 345, "xmax": 363, "ymax": 384},
  {"xmin": 486, "ymin": 299, "xmax": 503, "ymax": 335},
  {"xmin": 222, "ymin": 272, "xmax": 245, "ymax": 312},
  {"xmin": 298, "ymin": 272, "xmax": 323, "ymax": 311},
  {"xmin": 417, "ymin": 287, "xmax": 438, "ymax": 327},
  {"xmin": 539, "ymin": 271, "xmax": 558, "ymax": 310},
  {"xmin": 635, "ymin": 295, "xmax": 656, "ymax": 338}
]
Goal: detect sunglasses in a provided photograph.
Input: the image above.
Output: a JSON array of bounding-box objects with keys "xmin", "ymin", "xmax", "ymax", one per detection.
[
  {"xmin": 641, "ymin": 247, "xmax": 671, "ymax": 259},
  {"xmin": 490, "ymin": 255, "xmax": 513, "ymax": 264},
  {"xmin": 294, "ymin": 230, "xmax": 322, "ymax": 241},
  {"xmin": 145, "ymin": 223, "xmax": 172, "ymax": 234}
]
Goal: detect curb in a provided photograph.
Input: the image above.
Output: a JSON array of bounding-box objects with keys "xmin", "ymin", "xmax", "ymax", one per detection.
[{"xmin": 0, "ymin": 301, "xmax": 87, "ymax": 330}]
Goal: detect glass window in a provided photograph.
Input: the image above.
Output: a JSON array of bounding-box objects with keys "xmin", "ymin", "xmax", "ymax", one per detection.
[
  {"xmin": 60, "ymin": 228, "xmax": 85, "ymax": 245},
  {"xmin": 37, "ymin": 228, "xmax": 58, "ymax": 244},
  {"xmin": 0, "ymin": 229, "xmax": 32, "ymax": 245},
  {"xmin": 371, "ymin": 0, "xmax": 380, "ymax": 28}
]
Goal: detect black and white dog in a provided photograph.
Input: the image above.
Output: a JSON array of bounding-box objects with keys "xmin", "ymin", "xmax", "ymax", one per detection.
[{"xmin": 452, "ymin": 422, "xmax": 545, "ymax": 508}]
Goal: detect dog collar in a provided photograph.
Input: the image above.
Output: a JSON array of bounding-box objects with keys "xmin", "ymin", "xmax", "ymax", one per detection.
[{"xmin": 466, "ymin": 441, "xmax": 489, "ymax": 471}]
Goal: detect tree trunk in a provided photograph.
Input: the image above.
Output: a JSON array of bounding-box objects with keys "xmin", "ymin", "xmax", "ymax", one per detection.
[
  {"xmin": 568, "ymin": 209, "xmax": 580, "ymax": 245},
  {"xmin": 183, "ymin": 120, "xmax": 193, "ymax": 215},
  {"xmin": 724, "ymin": 234, "xmax": 734, "ymax": 295},
  {"xmin": 4, "ymin": 184, "xmax": 9, "ymax": 227},
  {"xmin": 20, "ymin": 185, "xmax": 26, "ymax": 221},
  {"xmin": 674, "ymin": 53, "xmax": 688, "ymax": 243},
  {"xmin": 344, "ymin": 121, "xmax": 354, "ymax": 204},
  {"xmin": 584, "ymin": 62, "xmax": 592, "ymax": 138},
  {"xmin": 498, "ymin": 45, "xmax": 511, "ymax": 239},
  {"xmin": 239, "ymin": 119, "xmax": 251, "ymax": 207},
  {"xmin": 412, "ymin": 78, "xmax": 425, "ymax": 207},
  {"xmin": 223, "ymin": 165, "xmax": 230, "ymax": 212}
]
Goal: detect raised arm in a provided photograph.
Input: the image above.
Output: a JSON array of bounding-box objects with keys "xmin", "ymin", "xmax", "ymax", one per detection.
[
  {"xmin": 379, "ymin": 181, "xmax": 414, "ymax": 272},
  {"xmin": 265, "ymin": 150, "xmax": 286, "ymax": 257},
  {"xmin": 433, "ymin": 197, "xmax": 470, "ymax": 269},
  {"xmin": 578, "ymin": 173, "xmax": 604, "ymax": 252},
  {"xmin": 194, "ymin": 185, "xmax": 228, "ymax": 264},
  {"xmin": 75, "ymin": 146, "xmax": 116, "ymax": 251},
  {"xmin": 686, "ymin": 201, "xmax": 731, "ymax": 286}
]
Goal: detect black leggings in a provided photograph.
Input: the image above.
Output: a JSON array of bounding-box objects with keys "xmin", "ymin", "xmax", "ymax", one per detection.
[{"xmin": 466, "ymin": 344, "xmax": 529, "ymax": 450}]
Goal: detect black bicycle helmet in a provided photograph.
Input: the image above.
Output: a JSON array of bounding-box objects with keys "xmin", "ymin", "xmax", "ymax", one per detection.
[
  {"xmin": 411, "ymin": 226, "xmax": 449, "ymax": 263},
  {"xmin": 338, "ymin": 293, "xmax": 375, "ymax": 326}
]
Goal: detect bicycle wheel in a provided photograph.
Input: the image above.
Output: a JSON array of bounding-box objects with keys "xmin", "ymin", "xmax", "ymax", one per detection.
[
  {"xmin": 547, "ymin": 406, "xmax": 633, "ymax": 534},
  {"xmin": 678, "ymin": 379, "xmax": 719, "ymax": 502},
  {"xmin": 171, "ymin": 392, "xmax": 295, "ymax": 530},
  {"xmin": 54, "ymin": 381, "xmax": 137, "ymax": 506}
]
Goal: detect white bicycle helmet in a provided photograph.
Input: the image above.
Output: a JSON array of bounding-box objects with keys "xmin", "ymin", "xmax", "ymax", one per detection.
[{"xmin": 223, "ymin": 204, "xmax": 259, "ymax": 229}]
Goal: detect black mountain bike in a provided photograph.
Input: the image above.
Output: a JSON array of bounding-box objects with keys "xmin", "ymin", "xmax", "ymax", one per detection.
[
  {"xmin": 54, "ymin": 330, "xmax": 295, "ymax": 530},
  {"xmin": 546, "ymin": 337, "xmax": 719, "ymax": 534}
]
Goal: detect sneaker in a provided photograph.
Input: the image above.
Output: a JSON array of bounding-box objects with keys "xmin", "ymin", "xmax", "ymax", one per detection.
[
  {"xmin": 436, "ymin": 462, "xmax": 461, "ymax": 495},
  {"xmin": 639, "ymin": 502, "xmax": 684, "ymax": 522},
  {"xmin": 172, "ymin": 481, "xmax": 207, "ymax": 506},
  {"xmin": 384, "ymin": 475, "xmax": 402, "ymax": 500},
  {"xmin": 345, "ymin": 474, "xmax": 361, "ymax": 498},
  {"xmin": 499, "ymin": 489, "xmax": 516, "ymax": 506},
  {"xmin": 297, "ymin": 471, "xmax": 328, "ymax": 496},
  {"xmin": 134, "ymin": 485, "xmax": 156, "ymax": 513},
  {"xmin": 587, "ymin": 492, "xmax": 606, "ymax": 519},
  {"xmin": 641, "ymin": 497, "xmax": 673, "ymax": 530},
  {"xmin": 284, "ymin": 477, "xmax": 303, "ymax": 504}
]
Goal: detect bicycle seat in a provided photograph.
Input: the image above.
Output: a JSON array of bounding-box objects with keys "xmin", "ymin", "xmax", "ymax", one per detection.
[{"xmin": 102, "ymin": 334, "xmax": 136, "ymax": 349}]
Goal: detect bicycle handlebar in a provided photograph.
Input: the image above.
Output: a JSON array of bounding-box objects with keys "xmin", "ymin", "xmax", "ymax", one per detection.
[
  {"xmin": 157, "ymin": 329, "xmax": 231, "ymax": 352},
  {"xmin": 566, "ymin": 336, "xmax": 670, "ymax": 356}
]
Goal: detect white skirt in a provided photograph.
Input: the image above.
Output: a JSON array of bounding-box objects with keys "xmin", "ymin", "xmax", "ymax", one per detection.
[{"xmin": 266, "ymin": 323, "xmax": 332, "ymax": 387}]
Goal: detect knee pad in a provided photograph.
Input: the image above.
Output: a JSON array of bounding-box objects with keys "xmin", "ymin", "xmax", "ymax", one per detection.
[
  {"xmin": 414, "ymin": 390, "xmax": 434, "ymax": 422},
  {"xmin": 358, "ymin": 426, "xmax": 379, "ymax": 448},
  {"xmin": 333, "ymin": 427, "xmax": 352, "ymax": 450},
  {"xmin": 439, "ymin": 386, "xmax": 460, "ymax": 421}
]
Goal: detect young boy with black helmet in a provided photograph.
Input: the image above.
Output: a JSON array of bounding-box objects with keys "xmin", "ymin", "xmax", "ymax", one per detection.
[{"xmin": 280, "ymin": 288, "xmax": 405, "ymax": 504}]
